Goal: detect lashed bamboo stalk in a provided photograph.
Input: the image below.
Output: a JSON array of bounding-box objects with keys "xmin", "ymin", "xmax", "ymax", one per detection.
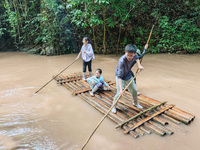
[
  {"xmin": 140, "ymin": 126, "xmax": 152, "ymax": 134},
  {"xmin": 167, "ymin": 108, "xmax": 193, "ymax": 122},
  {"xmin": 149, "ymin": 121, "xmax": 173, "ymax": 135},
  {"xmin": 161, "ymin": 114, "xmax": 181, "ymax": 124},
  {"xmin": 119, "ymin": 109, "xmax": 150, "ymax": 136},
  {"xmin": 137, "ymin": 118, "xmax": 166, "ymax": 136},
  {"xmin": 152, "ymin": 117, "xmax": 168, "ymax": 126},
  {"xmin": 164, "ymin": 110, "xmax": 191, "ymax": 125},
  {"xmin": 143, "ymin": 122, "xmax": 166, "ymax": 136},
  {"xmin": 172, "ymin": 107, "xmax": 194, "ymax": 120}
]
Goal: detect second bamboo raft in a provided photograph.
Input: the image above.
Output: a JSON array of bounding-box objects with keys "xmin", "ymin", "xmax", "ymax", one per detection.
[{"xmin": 54, "ymin": 72, "xmax": 195, "ymax": 138}]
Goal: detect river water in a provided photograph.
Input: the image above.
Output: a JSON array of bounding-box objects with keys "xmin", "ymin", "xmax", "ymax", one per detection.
[{"xmin": 0, "ymin": 52, "xmax": 200, "ymax": 150}]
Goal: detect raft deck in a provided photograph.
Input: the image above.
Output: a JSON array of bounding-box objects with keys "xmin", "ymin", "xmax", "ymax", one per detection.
[{"xmin": 54, "ymin": 72, "xmax": 195, "ymax": 138}]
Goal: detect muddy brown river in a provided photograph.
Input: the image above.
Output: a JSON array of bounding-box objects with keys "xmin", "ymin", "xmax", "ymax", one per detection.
[{"xmin": 0, "ymin": 52, "xmax": 200, "ymax": 150}]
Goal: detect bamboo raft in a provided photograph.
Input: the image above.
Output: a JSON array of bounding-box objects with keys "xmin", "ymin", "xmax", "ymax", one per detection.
[{"xmin": 54, "ymin": 72, "xmax": 195, "ymax": 138}]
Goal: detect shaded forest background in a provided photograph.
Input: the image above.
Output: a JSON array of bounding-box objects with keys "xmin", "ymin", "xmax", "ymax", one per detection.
[{"xmin": 0, "ymin": 0, "xmax": 199, "ymax": 55}]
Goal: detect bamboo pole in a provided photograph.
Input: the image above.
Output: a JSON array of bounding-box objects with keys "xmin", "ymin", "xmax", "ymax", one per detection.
[
  {"xmin": 135, "ymin": 24, "xmax": 155, "ymax": 74},
  {"xmin": 34, "ymin": 59, "xmax": 77, "ymax": 94}
]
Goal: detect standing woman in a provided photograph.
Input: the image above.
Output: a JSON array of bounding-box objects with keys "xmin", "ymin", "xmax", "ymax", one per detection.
[{"xmin": 76, "ymin": 37, "xmax": 95, "ymax": 80}]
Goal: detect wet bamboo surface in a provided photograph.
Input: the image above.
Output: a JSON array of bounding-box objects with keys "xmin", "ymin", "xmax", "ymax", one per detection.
[{"xmin": 54, "ymin": 72, "xmax": 195, "ymax": 138}]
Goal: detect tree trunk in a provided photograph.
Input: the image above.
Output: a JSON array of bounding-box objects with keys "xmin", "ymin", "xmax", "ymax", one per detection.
[
  {"xmin": 103, "ymin": 8, "xmax": 106, "ymax": 54},
  {"xmin": 92, "ymin": 26, "xmax": 98, "ymax": 53},
  {"xmin": 116, "ymin": 26, "xmax": 122, "ymax": 55}
]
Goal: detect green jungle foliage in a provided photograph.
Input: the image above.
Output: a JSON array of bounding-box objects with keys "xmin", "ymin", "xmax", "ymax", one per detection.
[{"xmin": 0, "ymin": 0, "xmax": 199, "ymax": 55}]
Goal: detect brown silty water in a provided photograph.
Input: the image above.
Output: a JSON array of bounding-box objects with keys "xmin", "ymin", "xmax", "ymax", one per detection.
[{"xmin": 0, "ymin": 52, "xmax": 200, "ymax": 150}]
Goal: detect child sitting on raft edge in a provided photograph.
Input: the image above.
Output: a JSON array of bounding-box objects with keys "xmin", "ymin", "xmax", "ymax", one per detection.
[{"xmin": 86, "ymin": 68, "xmax": 111, "ymax": 97}]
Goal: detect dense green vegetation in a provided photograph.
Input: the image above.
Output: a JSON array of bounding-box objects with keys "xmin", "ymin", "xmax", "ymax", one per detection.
[{"xmin": 0, "ymin": 0, "xmax": 199, "ymax": 55}]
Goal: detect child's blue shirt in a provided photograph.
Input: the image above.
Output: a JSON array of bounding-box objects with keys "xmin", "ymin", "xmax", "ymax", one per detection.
[{"xmin": 86, "ymin": 75, "xmax": 109, "ymax": 89}]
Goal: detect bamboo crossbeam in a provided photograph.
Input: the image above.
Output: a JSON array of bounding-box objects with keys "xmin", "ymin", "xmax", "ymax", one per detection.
[
  {"xmin": 73, "ymin": 88, "xmax": 91, "ymax": 95},
  {"xmin": 117, "ymin": 100, "xmax": 165, "ymax": 136},
  {"xmin": 124, "ymin": 104, "xmax": 174, "ymax": 134},
  {"xmin": 116, "ymin": 101, "xmax": 167, "ymax": 128}
]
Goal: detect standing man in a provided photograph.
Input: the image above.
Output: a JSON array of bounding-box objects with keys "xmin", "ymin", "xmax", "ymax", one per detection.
[{"xmin": 112, "ymin": 44, "xmax": 148, "ymax": 113}]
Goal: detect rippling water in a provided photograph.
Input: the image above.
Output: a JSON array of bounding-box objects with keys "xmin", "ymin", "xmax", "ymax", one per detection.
[{"xmin": 0, "ymin": 52, "xmax": 200, "ymax": 150}]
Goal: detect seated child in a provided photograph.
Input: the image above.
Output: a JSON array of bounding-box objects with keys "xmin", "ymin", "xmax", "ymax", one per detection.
[{"xmin": 86, "ymin": 68, "xmax": 111, "ymax": 96}]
